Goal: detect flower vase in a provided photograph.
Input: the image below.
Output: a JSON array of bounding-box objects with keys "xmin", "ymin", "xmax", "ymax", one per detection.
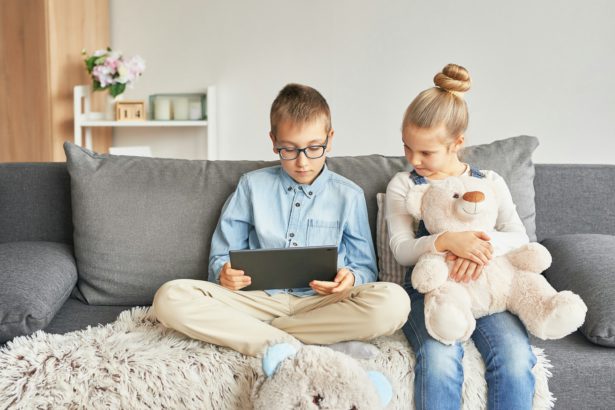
[{"xmin": 106, "ymin": 94, "xmax": 124, "ymax": 120}]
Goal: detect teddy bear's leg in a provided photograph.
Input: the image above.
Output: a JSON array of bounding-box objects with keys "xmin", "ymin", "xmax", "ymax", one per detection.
[
  {"xmin": 423, "ymin": 282, "xmax": 476, "ymax": 345},
  {"xmin": 508, "ymin": 271, "xmax": 587, "ymax": 340},
  {"xmin": 411, "ymin": 253, "xmax": 450, "ymax": 293},
  {"xmin": 505, "ymin": 243, "xmax": 552, "ymax": 273}
]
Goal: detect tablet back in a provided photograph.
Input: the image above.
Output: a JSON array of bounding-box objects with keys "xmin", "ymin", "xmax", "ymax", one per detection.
[{"xmin": 229, "ymin": 246, "xmax": 337, "ymax": 291}]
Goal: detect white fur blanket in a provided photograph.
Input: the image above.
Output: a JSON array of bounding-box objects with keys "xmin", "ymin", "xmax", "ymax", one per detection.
[{"xmin": 0, "ymin": 307, "xmax": 555, "ymax": 409}]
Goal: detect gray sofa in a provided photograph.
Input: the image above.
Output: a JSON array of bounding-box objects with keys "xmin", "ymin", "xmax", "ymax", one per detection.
[{"xmin": 1, "ymin": 138, "xmax": 614, "ymax": 409}]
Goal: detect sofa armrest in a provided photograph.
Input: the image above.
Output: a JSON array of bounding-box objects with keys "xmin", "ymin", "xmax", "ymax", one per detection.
[
  {"xmin": 0, "ymin": 242, "xmax": 77, "ymax": 343},
  {"xmin": 542, "ymin": 234, "xmax": 615, "ymax": 347}
]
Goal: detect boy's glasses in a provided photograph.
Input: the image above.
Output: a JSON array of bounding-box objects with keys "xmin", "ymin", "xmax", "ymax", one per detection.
[{"xmin": 275, "ymin": 136, "xmax": 329, "ymax": 160}]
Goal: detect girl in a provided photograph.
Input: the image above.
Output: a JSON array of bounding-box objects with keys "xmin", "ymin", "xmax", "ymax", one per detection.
[{"xmin": 385, "ymin": 64, "xmax": 536, "ymax": 410}]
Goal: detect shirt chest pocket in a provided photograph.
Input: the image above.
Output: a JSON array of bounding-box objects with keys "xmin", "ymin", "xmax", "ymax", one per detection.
[{"xmin": 306, "ymin": 219, "xmax": 340, "ymax": 246}]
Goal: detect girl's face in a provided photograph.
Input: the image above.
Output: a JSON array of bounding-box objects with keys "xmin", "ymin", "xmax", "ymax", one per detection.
[{"xmin": 402, "ymin": 123, "xmax": 464, "ymax": 179}]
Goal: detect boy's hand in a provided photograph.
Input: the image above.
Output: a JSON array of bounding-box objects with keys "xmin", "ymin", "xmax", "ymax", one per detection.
[
  {"xmin": 219, "ymin": 262, "xmax": 252, "ymax": 291},
  {"xmin": 310, "ymin": 268, "xmax": 355, "ymax": 295},
  {"xmin": 445, "ymin": 252, "xmax": 484, "ymax": 283}
]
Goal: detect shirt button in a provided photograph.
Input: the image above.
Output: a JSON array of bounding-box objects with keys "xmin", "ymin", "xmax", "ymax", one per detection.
[
  {"xmin": 289, "ymin": 233, "xmax": 295, "ymax": 237},
  {"xmin": 309, "ymin": 191, "xmax": 313, "ymax": 195},
  {"xmin": 295, "ymin": 202, "xmax": 300, "ymax": 207},
  {"xmin": 287, "ymin": 187, "xmax": 292, "ymax": 191},
  {"xmin": 292, "ymin": 242, "xmax": 298, "ymax": 246}
]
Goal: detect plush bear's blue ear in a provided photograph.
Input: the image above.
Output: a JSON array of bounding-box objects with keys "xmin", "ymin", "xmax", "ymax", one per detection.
[
  {"xmin": 262, "ymin": 343, "xmax": 298, "ymax": 377},
  {"xmin": 367, "ymin": 371, "xmax": 393, "ymax": 408}
]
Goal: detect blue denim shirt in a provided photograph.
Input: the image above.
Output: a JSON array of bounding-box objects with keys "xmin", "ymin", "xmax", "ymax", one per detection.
[{"xmin": 208, "ymin": 164, "xmax": 378, "ymax": 296}]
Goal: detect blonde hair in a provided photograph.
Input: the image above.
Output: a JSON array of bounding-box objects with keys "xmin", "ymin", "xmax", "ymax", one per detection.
[
  {"xmin": 270, "ymin": 83, "xmax": 331, "ymax": 136},
  {"xmin": 402, "ymin": 64, "xmax": 471, "ymax": 141}
]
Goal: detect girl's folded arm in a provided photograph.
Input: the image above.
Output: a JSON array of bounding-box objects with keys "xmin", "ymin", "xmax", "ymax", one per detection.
[{"xmin": 385, "ymin": 173, "xmax": 445, "ymax": 266}]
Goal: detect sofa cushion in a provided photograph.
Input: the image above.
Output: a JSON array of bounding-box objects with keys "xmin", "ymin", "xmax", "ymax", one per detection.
[
  {"xmin": 460, "ymin": 135, "xmax": 539, "ymax": 241},
  {"xmin": 328, "ymin": 135, "xmax": 540, "ymax": 249},
  {"xmin": 0, "ymin": 241, "xmax": 77, "ymax": 343},
  {"xmin": 64, "ymin": 142, "xmax": 273, "ymax": 305},
  {"xmin": 542, "ymin": 234, "xmax": 615, "ymax": 347},
  {"xmin": 374, "ymin": 136, "xmax": 539, "ymax": 284},
  {"xmin": 376, "ymin": 193, "xmax": 405, "ymax": 284}
]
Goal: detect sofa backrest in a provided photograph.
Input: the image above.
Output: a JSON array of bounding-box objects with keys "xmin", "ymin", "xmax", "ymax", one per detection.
[
  {"xmin": 4, "ymin": 160, "xmax": 614, "ymax": 248},
  {"xmin": 0, "ymin": 163, "xmax": 73, "ymax": 245},
  {"xmin": 534, "ymin": 164, "xmax": 615, "ymax": 241}
]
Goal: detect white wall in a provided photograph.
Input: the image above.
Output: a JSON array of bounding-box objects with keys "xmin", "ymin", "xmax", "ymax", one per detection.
[{"xmin": 110, "ymin": 0, "xmax": 615, "ymax": 163}]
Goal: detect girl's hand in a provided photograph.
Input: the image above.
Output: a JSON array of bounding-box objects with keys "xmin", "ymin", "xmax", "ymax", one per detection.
[
  {"xmin": 435, "ymin": 231, "xmax": 493, "ymax": 266},
  {"xmin": 310, "ymin": 268, "xmax": 355, "ymax": 295},
  {"xmin": 446, "ymin": 253, "xmax": 484, "ymax": 282},
  {"xmin": 219, "ymin": 262, "xmax": 252, "ymax": 290}
]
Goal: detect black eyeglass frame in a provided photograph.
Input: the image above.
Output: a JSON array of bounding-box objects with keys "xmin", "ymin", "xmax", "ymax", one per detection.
[{"xmin": 274, "ymin": 135, "xmax": 329, "ymax": 160}]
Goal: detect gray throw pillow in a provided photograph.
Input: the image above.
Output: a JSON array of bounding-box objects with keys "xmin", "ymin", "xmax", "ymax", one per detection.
[
  {"xmin": 0, "ymin": 242, "xmax": 77, "ymax": 343},
  {"xmin": 542, "ymin": 234, "xmax": 615, "ymax": 347},
  {"xmin": 460, "ymin": 135, "xmax": 539, "ymax": 241},
  {"xmin": 64, "ymin": 142, "xmax": 273, "ymax": 305},
  {"xmin": 328, "ymin": 135, "xmax": 539, "ymax": 244}
]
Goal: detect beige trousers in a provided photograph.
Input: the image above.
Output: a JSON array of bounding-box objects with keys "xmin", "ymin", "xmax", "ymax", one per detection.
[{"xmin": 153, "ymin": 279, "xmax": 410, "ymax": 357}]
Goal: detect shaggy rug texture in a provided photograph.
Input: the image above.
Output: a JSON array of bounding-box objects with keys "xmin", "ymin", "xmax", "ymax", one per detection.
[{"xmin": 0, "ymin": 307, "xmax": 555, "ymax": 409}]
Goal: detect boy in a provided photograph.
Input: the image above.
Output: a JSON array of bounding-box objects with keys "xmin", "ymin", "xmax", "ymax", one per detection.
[{"xmin": 153, "ymin": 83, "xmax": 409, "ymax": 357}]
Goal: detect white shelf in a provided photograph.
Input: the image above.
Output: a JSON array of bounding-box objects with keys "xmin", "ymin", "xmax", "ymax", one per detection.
[
  {"xmin": 80, "ymin": 119, "xmax": 208, "ymax": 127},
  {"xmin": 73, "ymin": 85, "xmax": 218, "ymax": 159}
]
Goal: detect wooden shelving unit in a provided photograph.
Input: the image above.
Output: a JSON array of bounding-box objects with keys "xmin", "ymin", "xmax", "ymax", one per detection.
[{"xmin": 73, "ymin": 85, "xmax": 218, "ymax": 160}]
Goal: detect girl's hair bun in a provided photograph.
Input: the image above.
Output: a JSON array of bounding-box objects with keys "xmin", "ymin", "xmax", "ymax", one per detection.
[{"xmin": 433, "ymin": 64, "xmax": 471, "ymax": 96}]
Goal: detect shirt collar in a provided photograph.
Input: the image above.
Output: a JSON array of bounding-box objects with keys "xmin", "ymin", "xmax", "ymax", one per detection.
[{"xmin": 279, "ymin": 164, "xmax": 331, "ymax": 199}]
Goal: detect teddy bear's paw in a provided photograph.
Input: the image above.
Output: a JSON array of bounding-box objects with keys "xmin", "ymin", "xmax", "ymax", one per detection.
[
  {"xmin": 411, "ymin": 256, "xmax": 449, "ymax": 293},
  {"xmin": 426, "ymin": 303, "xmax": 476, "ymax": 345},
  {"xmin": 537, "ymin": 291, "xmax": 588, "ymax": 339},
  {"xmin": 506, "ymin": 243, "xmax": 552, "ymax": 273}
]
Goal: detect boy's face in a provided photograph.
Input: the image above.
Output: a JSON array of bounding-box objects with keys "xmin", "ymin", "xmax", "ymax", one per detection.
[{"xmin": 270, "ymin": 118, "xmax": 334, "ymax": 185}]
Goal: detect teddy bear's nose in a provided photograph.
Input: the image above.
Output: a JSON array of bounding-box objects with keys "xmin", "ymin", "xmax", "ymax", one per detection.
[{"xmin": 462, "ymin": 191, "xmax": 485, "ymax": 203}]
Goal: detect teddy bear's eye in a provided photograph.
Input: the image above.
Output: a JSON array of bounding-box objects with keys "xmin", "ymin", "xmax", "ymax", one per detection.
[
  {"xmin": 453, "ymin": 193, "xmax": 460, "ymax": 199},
  {"xmin": 313, "ymin": 394, "xmax": 323, "ymax": 405}
]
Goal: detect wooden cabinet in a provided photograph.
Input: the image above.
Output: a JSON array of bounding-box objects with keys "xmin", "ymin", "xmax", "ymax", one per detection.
[{"xmin": 0, "ymin": 0, "xmax": 111, "ymax": 162}]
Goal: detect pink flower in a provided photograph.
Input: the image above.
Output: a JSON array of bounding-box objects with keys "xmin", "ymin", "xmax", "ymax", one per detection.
[
  {"xmin": 104, "ymin": 57, "xmax": 119, "ymax": 72},
  {"xmin": 83, "ymin": 48, "xmax": 146, "ymax": 95},
  {"xmin": 92, "ymin": 65, "xmax": 114, "ymax": 87}
]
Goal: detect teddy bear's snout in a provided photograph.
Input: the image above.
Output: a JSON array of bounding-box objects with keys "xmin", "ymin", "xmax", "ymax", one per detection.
[
  {"xmin": 462, "ymin": 191, "xmax": 485, "ymax": 203},
  {"xmin": 455, "ymin": 190, "xmax": 487, "ymax": 217}
]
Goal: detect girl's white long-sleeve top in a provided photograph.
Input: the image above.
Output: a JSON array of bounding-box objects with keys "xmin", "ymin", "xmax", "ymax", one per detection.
[{"xmin": 384, "ymin": 169, "xmax": 530, "ymax": 267}]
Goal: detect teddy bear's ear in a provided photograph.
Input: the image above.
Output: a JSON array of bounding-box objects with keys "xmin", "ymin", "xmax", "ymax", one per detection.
[
  {"xmin": 262, "ymin": 343, "xmax": 298, "ymax": 377},
  {"xmin": 405, "ymin": 184, "xmax": 429, "ymax": 219},
  {"xmin": 367, "ymin": 371, "xmax": 393, "ymax": 408}
]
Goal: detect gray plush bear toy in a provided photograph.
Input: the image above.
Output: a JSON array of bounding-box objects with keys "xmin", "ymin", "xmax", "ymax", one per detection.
[{"xmin": 252, "ymin": 342, "xmax": 393, "ymax": 410}]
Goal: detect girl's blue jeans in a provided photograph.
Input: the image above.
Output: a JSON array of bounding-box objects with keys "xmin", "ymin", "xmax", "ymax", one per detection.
[{"xmin": 403, "ymin": 279, "xmax": 537, "ymax": 410}]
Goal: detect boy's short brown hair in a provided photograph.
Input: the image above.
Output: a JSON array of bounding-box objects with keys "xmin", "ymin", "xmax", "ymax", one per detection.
[{"xmin": 270, "ymin": 83, "xmax": 331, "ymax": 136}]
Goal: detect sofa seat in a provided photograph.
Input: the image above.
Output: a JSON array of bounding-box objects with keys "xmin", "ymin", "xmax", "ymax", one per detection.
[
  {"xmin": 529, "ymin": 333, "xmax": 615, "ymax": 409},
  {"xmin": 37, "ymin": 299, "xmax": 613, "ymax": 410}
]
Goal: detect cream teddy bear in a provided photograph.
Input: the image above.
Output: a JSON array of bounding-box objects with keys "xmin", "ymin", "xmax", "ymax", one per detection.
[{"xmin": 405, "ymin": 175, "xmax": 587, "ymax": 345}]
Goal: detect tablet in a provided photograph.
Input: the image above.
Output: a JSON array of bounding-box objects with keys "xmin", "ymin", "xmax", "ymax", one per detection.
[{"xmin": 229, "ymin": 246, "xmax": 338, "ymax": 291}]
